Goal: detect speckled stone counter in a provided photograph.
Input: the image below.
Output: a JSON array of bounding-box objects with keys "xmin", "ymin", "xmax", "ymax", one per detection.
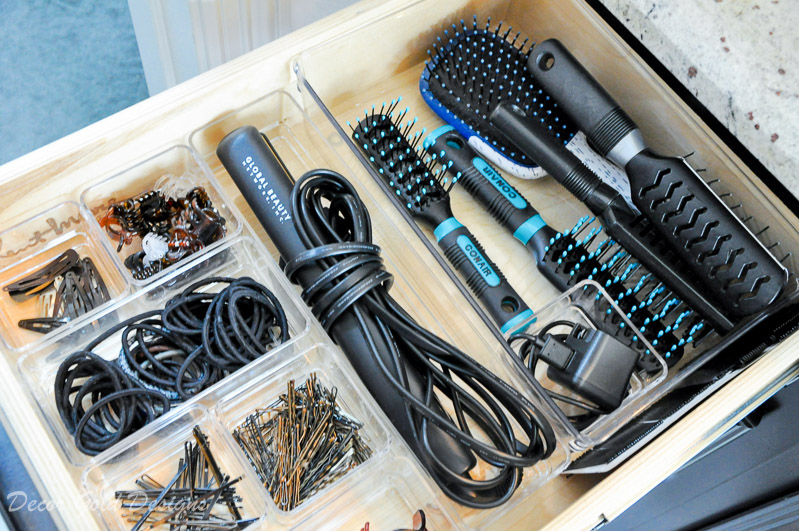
[{"xmin": 598, "ymin": 0, "xmax": 798, "ymax": 195}]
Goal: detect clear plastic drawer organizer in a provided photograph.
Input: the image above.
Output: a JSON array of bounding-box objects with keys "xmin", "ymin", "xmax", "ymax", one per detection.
[
  {"xmin": 1, "ymin": 0, "xmax": 798, "ymax": 528},
  {"xmin": 291, "ymin": 0, "xmax": 799, "ymax": 465}
]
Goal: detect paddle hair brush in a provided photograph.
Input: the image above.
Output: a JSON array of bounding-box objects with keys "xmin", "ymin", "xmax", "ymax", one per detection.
[{"xmin": 527, "ymin": 38, "xmax": 789, "ymax": 318}]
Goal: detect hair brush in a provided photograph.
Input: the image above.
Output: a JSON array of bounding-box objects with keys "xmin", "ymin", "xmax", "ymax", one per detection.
[
  {"xmin": 420, "ymin": 16, "xmax": 633, "ymax": 207},
  {"xmin": 348, "ymin": 99, "xmax": 533, "ymax": 334},
  {"xmin": 527, "ymin": 38, "xmax": 789, "ymax": 318},
  {"xmin": 490, "ymin": 102, "xmax": 734, "ymax": 332},
  {"xmin": 424, "ymin": 125, "xmax": 706, "ymax": 369}
]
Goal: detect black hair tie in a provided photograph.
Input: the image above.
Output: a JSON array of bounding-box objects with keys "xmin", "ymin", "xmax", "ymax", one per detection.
[{"xmin": 54, "ymin": 276, "xmax": 290, "ymax": 455}]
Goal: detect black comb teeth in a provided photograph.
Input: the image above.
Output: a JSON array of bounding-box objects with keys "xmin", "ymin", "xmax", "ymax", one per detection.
[{"xmin": 421, "ymin": 16, "xmax": 577, "ymax": 167}]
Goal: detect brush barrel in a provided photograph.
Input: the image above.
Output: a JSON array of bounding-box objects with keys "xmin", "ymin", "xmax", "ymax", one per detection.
[
  {"xmin": 217, "ymin": 126, "xmax": 476, "ymax": 476},
  {"xmin": 424, "ymin": 126, "xmax": 568, "ymax": 290},
  {"xmin": 432, "ymin": 215, "xmax": 534, "ymax": 334},
  {"xmin": 528, "ymin": 38, "xmax": 645, "ymax": 167}
]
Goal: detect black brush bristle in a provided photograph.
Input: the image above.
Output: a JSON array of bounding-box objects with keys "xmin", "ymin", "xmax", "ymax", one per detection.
[
  {"xmin": 421, "ymin": 16, "xmax": 577, "ymax": 168},
  {"xmin": 349, "ymin": 99, "xmax": 458, "ymax": 222}
]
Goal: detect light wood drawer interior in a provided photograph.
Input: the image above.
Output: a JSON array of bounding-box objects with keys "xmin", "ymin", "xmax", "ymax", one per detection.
[{"xmin": 0, "ymin": 0, "xmax": 798, "ymax": 529}]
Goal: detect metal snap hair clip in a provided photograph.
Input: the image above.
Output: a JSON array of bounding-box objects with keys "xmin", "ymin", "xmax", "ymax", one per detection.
[{"xmin": 3, "ymin": 249, "xmax": 80, "ymax": 301}]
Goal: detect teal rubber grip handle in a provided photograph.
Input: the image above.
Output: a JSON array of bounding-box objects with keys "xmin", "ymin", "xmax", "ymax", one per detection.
[
  {"xmin": 425, "ymin": 126, "xmax": 570, "ymax": 292},
  {"xmin": 433, "ymin": 216, "xmax": 533, "ymax": 334}
]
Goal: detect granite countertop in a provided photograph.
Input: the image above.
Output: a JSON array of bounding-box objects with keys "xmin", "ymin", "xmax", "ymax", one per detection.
[{"xmin": 598, "ymin": 0, "xmax": 798, "ymax": 195}]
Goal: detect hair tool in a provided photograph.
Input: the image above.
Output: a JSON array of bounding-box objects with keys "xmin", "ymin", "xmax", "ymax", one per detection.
[
  {"xmin": 418, "ymin": 17, "xmax": 742, "ymax": 335},
  {"xmin": 217, "ymin": 126, "xmax": 557, "ymax": 508},
  {"xmin": 348, "ymin": 99, "xmax": 532, "ymax": 334},
  {"xmin": 424, "ymin": 125, "xmax": 703, "ymax": 369},
  {"xmin": 526, "ymin": 39, "xmax": 789, "ymax": 318},
  {"xmin": 419, "ymin": 16, "xmax": 633, "ymax": 203}
]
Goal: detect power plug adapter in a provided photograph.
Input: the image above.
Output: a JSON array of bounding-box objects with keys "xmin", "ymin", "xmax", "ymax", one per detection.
[{"xmin": 538, "ymin": 324, "xmax": 638, "ymax": 412}]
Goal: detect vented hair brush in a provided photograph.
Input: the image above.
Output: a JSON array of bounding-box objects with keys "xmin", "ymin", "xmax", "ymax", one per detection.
[
  {"xmin": 349, "ymin": 99, "xmax": 533, "ymax": 334},
  {"xmin": 527, "ymin": 38, "xmax": 789, "ymax": 318}
]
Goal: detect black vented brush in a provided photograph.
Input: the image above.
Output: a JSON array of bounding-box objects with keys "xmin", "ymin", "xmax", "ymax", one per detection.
[
  {"xmin": 527, "ymin": 38, "xmax": 789, "ymax": 318},
  {"xmin": 424, "ymin": 125, "xmax": 707, "ymax": 368},
  {"xmin": 348, "ymin": 99, "xmax": 533, "ymax": 334},
  {"xmin": 490, "ymin": 102, "xmax": 734, "ymax": 333}
]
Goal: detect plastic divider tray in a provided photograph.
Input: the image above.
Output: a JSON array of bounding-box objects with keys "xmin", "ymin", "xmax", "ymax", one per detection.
[
  {"xmin": 0, "ymin": 201, "xmax": 130, "ymax": 353},
  {"xmin": 18, "ymin": 236, "xmax": 312, "ymax": 468},
  {"xmin": 80, "ymin": 145, "xmax": 243, "ymax": 288},
  {"xmin": 290, "ymin": 0, "xmax": 799, "ymax": 463},
  {"xmin": 188, "ymin": 87, "xmax": 608, "ymax": 529}
]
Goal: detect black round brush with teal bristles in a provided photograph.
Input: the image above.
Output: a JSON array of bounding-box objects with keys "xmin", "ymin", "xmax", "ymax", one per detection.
[
  {"xmin": 424, "ymin": 125, "xmax": 707, "ymax": 369},
  {"xmin": 348, "ymin": 99, "xmax": 534, "ymax": 334}
]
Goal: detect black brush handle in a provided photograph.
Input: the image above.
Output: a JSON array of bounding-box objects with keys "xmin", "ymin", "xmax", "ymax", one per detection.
[
  {"xmin": 529, "ymin": 39, "xmax": 789, "ymax": 316},
  {"xmin": 216, "ymin": 126, "xmax": 475, "ymax": 475},
  {"xmin": 428, "ymin": 210, "xmax": 534, "ymax": 334},
  {"xmin": 490, "ymin": 103, "xmax": 734, "ymax": 332},
  {"xmin": 424, "ymin": 126, "xmax": 568, "ymax": 291},
  {"xmin": 528, "ymin": 38, "xmax": 643, "ymax": 166}
]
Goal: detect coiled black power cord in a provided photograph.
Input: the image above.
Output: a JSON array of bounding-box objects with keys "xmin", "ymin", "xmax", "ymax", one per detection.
[{"xmin": 283, "ymin": 169, "xmax": 556, "ymax": 508}]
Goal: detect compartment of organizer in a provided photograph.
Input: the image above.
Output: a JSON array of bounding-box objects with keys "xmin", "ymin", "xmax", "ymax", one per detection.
[
  {"xmin": 291, "ymin": 456, "xmax": 460, "ymax": 530},
  {"xmin": 80, "ymin": 145, "xmax": 243, "ymax": 287},
  {"xmin": 83, "ymin": 405, "xmax": 267, "ymax": 531},
  {"xmin": 18, "ymin": 236, "xmax": 310, "ymax": 467},
  {"xmin": 504, "ymin": 280, "xmax": 666, "ymax": 448},
  {"xmin": 293, "ymin": 0, "xmax": 799, "ymax": 451},
  {"xmin": 216, "ymin": 344, "xmax": 395, "ymax": 524},
  {"xmin": 0, "ymin": 201, "xmax": 129, "ymax": 353},
  {"xmin": 190, "ymin": 88, "xmax": 579, "ymax": 529}
]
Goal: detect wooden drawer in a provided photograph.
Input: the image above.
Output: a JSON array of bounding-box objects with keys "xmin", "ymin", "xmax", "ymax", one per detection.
[{"xmin": 1, "ymin": 0, "xmax": 797, "ymax": 529}]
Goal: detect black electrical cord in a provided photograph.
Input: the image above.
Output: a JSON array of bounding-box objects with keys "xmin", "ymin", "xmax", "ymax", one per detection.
[
  {"xmin": 282, "ymin": 168, "xmax": 557, "ymax": 508},
  {"xmin": 509, "ymin": 321, "xmax": 606, "ymax": 418}
]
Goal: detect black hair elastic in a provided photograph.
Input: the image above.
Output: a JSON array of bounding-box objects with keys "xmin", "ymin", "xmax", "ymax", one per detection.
[
  {"xmin": 54, "ymin": 276, "xmax": 290, "ymax": 456},
  {"xmin": 283, "ymin": 169, "xmax": 556, "ymax": 508}
]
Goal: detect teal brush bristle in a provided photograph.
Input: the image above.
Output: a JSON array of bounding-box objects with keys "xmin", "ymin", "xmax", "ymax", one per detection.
[
  {"xmin": 544, "ymin": 215, "xmax": 711, "ymax": 370},
  {"xmin": 349, "ymin": 98, "xmax": 459, "ymax": 215}
]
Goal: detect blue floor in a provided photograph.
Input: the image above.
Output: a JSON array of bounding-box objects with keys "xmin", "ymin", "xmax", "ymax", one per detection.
[
  {"xmin": 0, "ymin": 1, "xmax": 146, "ymax": 528},
  {"xmin": 0, "ymin": 0, "xmax": 148, "ymax": 165}
]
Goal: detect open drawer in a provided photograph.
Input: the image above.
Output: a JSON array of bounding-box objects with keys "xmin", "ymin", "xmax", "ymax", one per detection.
[{"xmin": 0, "ymin": 0, "xmax": 798, "ymax": 529}]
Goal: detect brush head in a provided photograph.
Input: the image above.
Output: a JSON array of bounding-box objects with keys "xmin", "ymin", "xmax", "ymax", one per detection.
[
  {"xmin": 420, "ymin": 16, "xmax": 577, "ymax": 176},
  {"xmin": 546, "ymin": 216, "xmax": 710, "ymax": 370},
  {"xmin": 349, "ymin": 99, "xmax": 458, "ymax": 225}
]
